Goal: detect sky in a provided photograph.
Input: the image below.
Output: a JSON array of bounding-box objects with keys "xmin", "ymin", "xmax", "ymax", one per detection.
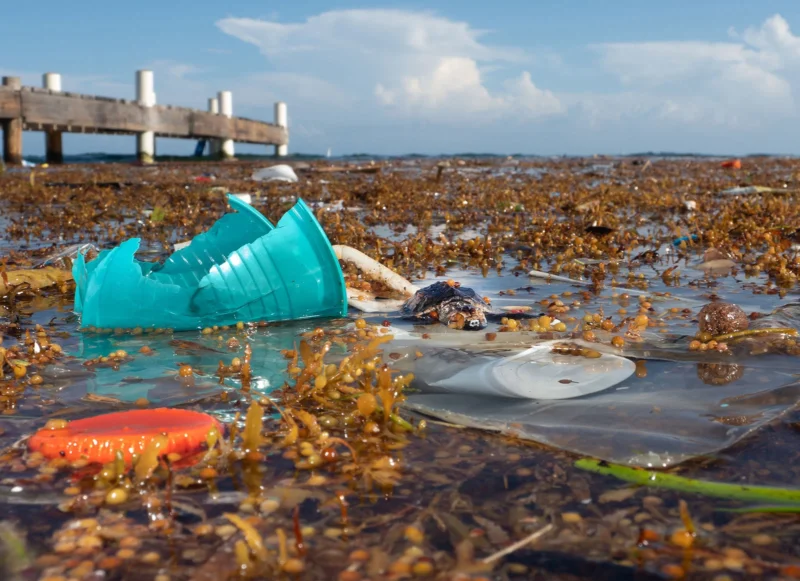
[{"xmin": 3, "ymin": 1, "xmax": 800, "ymax": 157}]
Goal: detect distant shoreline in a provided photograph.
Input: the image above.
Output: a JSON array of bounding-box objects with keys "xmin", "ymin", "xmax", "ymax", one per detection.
[{"xmin": 6, "ymin": 151, "xmax": 799, "ymax": 166}]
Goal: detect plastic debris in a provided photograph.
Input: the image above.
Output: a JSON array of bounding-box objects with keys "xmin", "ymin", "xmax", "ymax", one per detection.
[
  {"xmin": 720, "ymin": 159, "xmax": 742, "ymax": 169},
  {"xmin": 27, "ymin": 408, "xmax": 222, "ymax": 464},
  {"xmin": 387, "ymin": 315, "xmax": 800, "ymax": 467},
  {"xmin": 388, "ymin": 333, "xmax": 634, "ymax": 399},
  {"xmin": 230, "ymin": 192, "xmax": 252, "ymax": 204},
  {"xmin": 72, "ymin": 194, "xmax": 347, "ymax": 331},
  {"xmin": 34, "ymin": 243, "xmax": 97, "ymax": 269},
  {"xmin": 402, "ymin": 355, "xmax": 800, "ymax": 468},
  {"xmin": 720, "ymin": 185, "xmax": 790, "ymax": 196},
  {"xmin": 251, "ymin": 164, "xmax": 298, "ymax": 183},
  {"xmin": 672, "ymin": 234, "xmax": 699, "ymax": 246}
]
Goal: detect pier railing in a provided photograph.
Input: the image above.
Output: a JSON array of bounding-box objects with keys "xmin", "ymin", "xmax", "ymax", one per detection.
[{"xmin": 0, "ymin": 70, "xmax": 288, "ymax": 165}]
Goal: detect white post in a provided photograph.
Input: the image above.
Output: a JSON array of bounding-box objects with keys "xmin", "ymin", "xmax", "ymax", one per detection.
[
  {"xmin": 275, "ymin": 101, "xmax": 288, "ymax": 157},
  {"xmin": 208, "ymin": 97, "xmax": 220, "ymax": 157},
  {"xmin": 43, "ymin": 73, "xmax": 63, "ymax": 164},
  {"xmin": 136, "ymin": 70, "xmax": 155, "ymax": 164},
  {"xmin": 43, "ymin": 72, "xmax": 62, "ymax": 92},
  {"xmin": 218, "ymin": 90, "xmax": 234, "ymax": 160}
]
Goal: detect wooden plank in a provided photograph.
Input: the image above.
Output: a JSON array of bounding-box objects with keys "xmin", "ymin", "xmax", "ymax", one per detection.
[
  {"xmin": 188, "ymin": 111, "xmax": 287, "ymax": 144},
  {"xmin": 231, "ymin": 118, "xmax": 287, "ymax": 145},
  {"xmin": 22, "ymin": 92, "xmax": 148, "ymax": 132},
  {"xmin": 191, "ymin": 111, "xmax": 232, "ymax": 138},
  {"xmin": 0, "ymin": 88, "xmax": 20, "ymax": 119},
  {"xmin": 16, "ymin": 90, "xmax": 287, "ymax": 145},
  {"xmin": 143, "ymin": 106, "xmax": 192, "ymax": 135}
]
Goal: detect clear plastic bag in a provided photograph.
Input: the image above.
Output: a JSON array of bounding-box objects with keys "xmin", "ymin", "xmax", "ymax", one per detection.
[{"xmin": 385, "ymin": 325, "xmax": 800, "ymax": 468}]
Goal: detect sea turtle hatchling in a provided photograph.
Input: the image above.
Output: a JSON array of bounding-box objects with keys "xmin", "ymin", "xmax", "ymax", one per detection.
[{"xmin": 400, "ymin": 280, "xmax": 538, "ymax": 330}]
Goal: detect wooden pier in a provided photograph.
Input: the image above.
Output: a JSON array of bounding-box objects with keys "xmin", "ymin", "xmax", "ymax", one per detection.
[{"xmin": 0, "ymin": 70, "xmax": 289, "ymax": 165}]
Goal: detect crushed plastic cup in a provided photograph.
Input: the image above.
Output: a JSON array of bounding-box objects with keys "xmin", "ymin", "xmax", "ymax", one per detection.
[{"xmin": 73, "ymin": 194, "xmax": 347, "ymax": 331}]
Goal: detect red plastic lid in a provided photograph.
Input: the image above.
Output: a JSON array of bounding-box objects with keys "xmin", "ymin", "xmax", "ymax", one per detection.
[{"xmin": 28, "ymin": 408, "xmax": 222, "ymax": 464}]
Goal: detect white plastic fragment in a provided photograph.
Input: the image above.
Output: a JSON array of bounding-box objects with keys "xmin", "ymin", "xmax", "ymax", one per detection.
[
  {"xmin": 251, "ymin": 164, "xmax": 298, "ymax": 183},
  {"xmin": 230, "ymin": 193, "xmax": 252, "ymax": 204},
  {"xmin": 387, "ymin": 333, "xmax": 635, "ymax": 400},
  {"xmin": 720, "ymin": 185, "xmax": 784, "ymax": 196}
]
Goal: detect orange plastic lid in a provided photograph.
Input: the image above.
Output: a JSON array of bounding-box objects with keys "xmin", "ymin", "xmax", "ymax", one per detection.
[{"xmin": 28, "ymin": 408, "xmax": 222, "ymax": 464}]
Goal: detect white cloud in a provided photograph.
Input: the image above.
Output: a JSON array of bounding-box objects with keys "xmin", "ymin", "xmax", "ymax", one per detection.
[
  {"xmin": 739, "ymin": 14, "xmax": 800, "ymax": 59},
  {"xmin": 218, "ymin": 9, "xmax": 524, "ymax": 62},
  {"xmin": 216, "ymin": 9, "xmax": 562, "ymax": 123},
  {"xmin": 503, "ymin": 72, "xmax": 565, "ymax": 119},
  {"xmin": 587, "ymin": 14, "xmax": 800, "ymax": 128}
]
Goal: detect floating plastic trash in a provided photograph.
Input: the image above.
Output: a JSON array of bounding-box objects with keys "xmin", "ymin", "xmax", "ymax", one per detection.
[
  {"xmin": 27, "ymin": 408, "xmax": 221, "ymax": 464},
  {"xmin": 380, "ymin": 322, "xmax": 800, "ymax": 468},
  {"xmin": 230, "ymin": 192, "xmax": 252, "ymax": 204},
  {"xmin": 672, "ymin": 234, "xmax": 699, "ymax": 246},
  {"xmin": 73, "ymin": 194, "xmax": 347, "ymax": 331},
  {"xmin": 387, "ymin": 330, "xmax": 634, "ymax": 399},
  {"xmin": 252, "ymin": 164, "xmax": 298, "ymax": 183},
  {"xmin": 720, "ymin": 185, "xmax": 790, "ymax": 196},
  {"xmin": 414, "ymin": 342, "xmax": 632, "ymax": 399},
  {"xmin": 34, "ymin": 243, "xmax": 97, "ymax": 269},
  {"xmin": 720, "ymin": 159, "xmax": 742, "ymax": 169}
]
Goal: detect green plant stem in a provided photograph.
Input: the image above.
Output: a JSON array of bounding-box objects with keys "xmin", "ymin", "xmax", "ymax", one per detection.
[
  {"xmin": 713, "ymin": 327, "xmax": 797, "ymax": 342},
  {"xmin": 575, "ymin": 458, "xmax": 800, "ymax": 504}
]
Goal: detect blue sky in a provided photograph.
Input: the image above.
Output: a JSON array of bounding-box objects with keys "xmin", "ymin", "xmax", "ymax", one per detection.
[{"xmin": 3, "ymin": 1, "xmax": 800, "ymax": 157}]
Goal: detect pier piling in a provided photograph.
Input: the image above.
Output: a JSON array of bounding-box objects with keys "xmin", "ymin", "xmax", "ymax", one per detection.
[
  {"xmin": 135, "ymin": 70, "xmax": 156, "ymax": 164},
  {"xmin": 218, "ymin": 91, "xmax": 234, "ymax": 160},
  {"xmin": 1, "ymin": 77, "xmax": 22, "ymax": 165},
  {"xmin": 42, "ymin": 73, "xmax": 63, "ymax": 164},
  {"xmin": 207, "ymin": 97, "xmax": 220, "ymax": 158},
  {"xmin": 275, "ymin": 101, "xmax": 288, "ymax": 157}
]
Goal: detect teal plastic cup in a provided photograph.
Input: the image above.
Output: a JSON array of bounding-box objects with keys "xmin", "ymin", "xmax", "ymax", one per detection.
[
  {"xmin": 189, "ymin": 198, "xmax": 348, "ymax": 325},
  {"xmin": 72, "ymin": 195, "xmax": 348, "ymax": 331},
  {"xmin": 147, "ymin": 195, "xmax": 276, "ymax": 289}
]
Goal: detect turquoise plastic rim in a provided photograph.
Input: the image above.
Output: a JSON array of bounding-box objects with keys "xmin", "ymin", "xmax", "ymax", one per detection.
[
  {"xmin": 293, "ymin": 198, "xmax": 348, "ymax": 318},
  {"xmin": 72, "ymin": 195, "xmax": 347, "ymax": 331}
]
